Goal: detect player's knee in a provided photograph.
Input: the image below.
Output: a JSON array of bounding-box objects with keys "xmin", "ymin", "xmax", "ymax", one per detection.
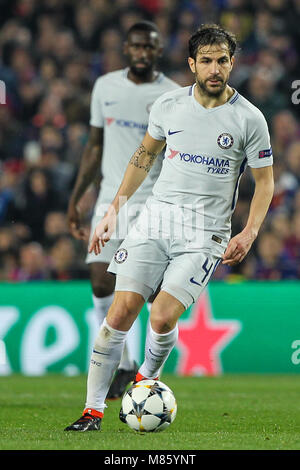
[
  {"xmin": 106, "ymin": 292, "xmax": 143, "ymax": 330},
  {"xmin": 150, "ymin": 304, "xmax": 177, "ymax": 334},
  {"xmin": 92, "ymin": 283, "xmax": 114, "ymax": 298},
  {"xmin": 150, "ymin": 291, "xmax": 185, "ymax": 334}
]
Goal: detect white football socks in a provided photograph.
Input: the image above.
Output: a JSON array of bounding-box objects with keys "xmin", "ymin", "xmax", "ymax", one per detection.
[
  {"xmin": 92, "ymin": 293, "xmax": 134, "ymax": 371},
  {"xmin": 92, "ymin": 293, "xmax": 114, "ymax": 325},
  {"xmin": 139, "ymin": 323, "xmax": 179, "ymax": 380},
  {"xmin": 85, "ymin": 318, "xmax": 128, "ymax": 413}
]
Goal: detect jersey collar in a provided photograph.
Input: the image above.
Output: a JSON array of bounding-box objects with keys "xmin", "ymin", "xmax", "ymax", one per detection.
[
  {"xmin": 123, "ymin": 67, "xmax": 163, "ymax": 86},
  {"xmin": 190, "ymin": 83, "xmax": 239, "ymax": 112}
]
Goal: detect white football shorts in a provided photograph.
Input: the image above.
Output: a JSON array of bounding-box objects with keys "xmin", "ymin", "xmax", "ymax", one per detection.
[{"xmin": 108, "ymin": 201, "xmax": 224, "ymax": 309}]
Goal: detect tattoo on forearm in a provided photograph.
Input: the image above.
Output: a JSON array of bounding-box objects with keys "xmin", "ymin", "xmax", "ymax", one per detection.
[{"xmin": 130, "ymin": 144, "xmax": 157, "ymax": 173}]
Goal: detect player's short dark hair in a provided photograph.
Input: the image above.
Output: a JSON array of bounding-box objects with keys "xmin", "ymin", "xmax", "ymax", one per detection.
[
  {"xmin": 189, "ymin": 24, "xmax": 237, "ymax": 59},
  {"xmin": 126, "ymin": 20, "xmax": 160, "ymax": 39}
]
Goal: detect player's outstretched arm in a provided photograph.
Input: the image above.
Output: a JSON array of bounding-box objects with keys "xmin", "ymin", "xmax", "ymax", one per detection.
[
  {"xmin": 222, "ymin": 165, "xmax": 274, "ymax": 266},
  {"xmin": 88, "ymin": 132, "xmax": 166, "ymax": 255},
  {"xmin": 67, "ymin": 126, "xmax": 104, "ymax": 240}
]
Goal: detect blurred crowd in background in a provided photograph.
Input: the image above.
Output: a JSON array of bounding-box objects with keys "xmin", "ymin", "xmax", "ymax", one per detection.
[{"xmin": 0, "ymin": 0, "xmax": 300, "ymax": 283}]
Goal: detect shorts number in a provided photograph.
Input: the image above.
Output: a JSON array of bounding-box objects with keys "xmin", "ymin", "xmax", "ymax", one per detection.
[{"xmin": 201, "ymin": 258, "xmax": 214, "ymax": 283}]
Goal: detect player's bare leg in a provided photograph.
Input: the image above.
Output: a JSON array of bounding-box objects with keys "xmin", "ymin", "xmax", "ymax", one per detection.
[
  {"xmin": 89, "ymin": 263, "xmax": 138, "ymax": 399},
  {"xmin": 65, "ymin": 291, "xmax": 144, "ymax": 431}
]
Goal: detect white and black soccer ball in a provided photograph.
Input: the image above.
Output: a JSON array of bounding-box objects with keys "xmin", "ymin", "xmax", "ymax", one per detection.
[{"xmin": 120, "ymin": 379, "xmax": 177, "ymax": 432}]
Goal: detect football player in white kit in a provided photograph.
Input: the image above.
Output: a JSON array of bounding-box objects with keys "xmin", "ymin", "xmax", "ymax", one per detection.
[
  {"xmin": 65, "ymin": 24, "xmax": 274, "ymax": 431},
  {"xmin": 67, "ymin": 21, "xmax": 179, "ymax": 399}
]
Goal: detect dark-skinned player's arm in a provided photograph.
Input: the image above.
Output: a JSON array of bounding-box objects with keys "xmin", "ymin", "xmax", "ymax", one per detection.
[
  {"xmin": 67, "ymin": 126, "xmax": 103, "ymax": 241},
  {"xmin": 89, "ymin": 132, "xmax": 166, "ymax": 255},
  {"xmin": 222, "ymin": 165, "xmax": 274, "ymax": 266}
]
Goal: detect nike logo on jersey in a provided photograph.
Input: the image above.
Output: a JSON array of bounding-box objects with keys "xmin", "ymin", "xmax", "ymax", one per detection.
[
  {"xmin": 168, "ymin": 129, "xmax": 183, "ymax": 135},
  {"xmin": 105, "ymin": 101, "xmax": 118, "ymax": 106},
  {"xmin": 190, "ymin": 277, "xmax": 202, "ymax": 286}
]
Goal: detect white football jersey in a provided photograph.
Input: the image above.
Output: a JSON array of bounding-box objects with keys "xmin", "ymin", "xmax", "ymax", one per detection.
[
  {"xmin": 90, "ymin": 68, "xmax": 179, "ymax": 210},
  {"xmin": 147, "ymin": 83, "xmax": 273, "ymax": 248}
]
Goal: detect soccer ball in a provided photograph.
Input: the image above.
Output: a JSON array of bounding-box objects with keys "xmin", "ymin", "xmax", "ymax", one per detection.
[{"xmin": 120, "ymin": 379, "xmax": 177, "ymax": 432}]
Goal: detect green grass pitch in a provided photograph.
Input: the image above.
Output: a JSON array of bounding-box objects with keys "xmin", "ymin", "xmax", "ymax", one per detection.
[{"xmin": 0, "ymin": 374, "xmax": 300, "ymax": 450}]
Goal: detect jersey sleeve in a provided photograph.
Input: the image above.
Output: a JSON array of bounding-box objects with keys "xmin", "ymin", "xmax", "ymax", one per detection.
[
  {"xmin": 89, "ymin": 78, "xmax": 104, "ymax": 128},
  {"xmin": 147, "ymin": 96, "xmax": 166, "ymax": 141},
  {"xmin": 244, "ymin": 110, "xmax": 273, "ymax": 168}
]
